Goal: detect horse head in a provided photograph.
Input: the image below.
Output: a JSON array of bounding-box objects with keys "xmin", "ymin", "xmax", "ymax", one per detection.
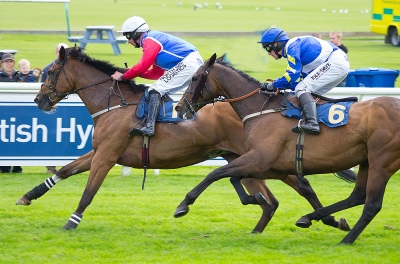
[
  {"xmin": 176, "ymin": 53, "xmax": 263, "ymax": 119},
  {"xmin": 35, "ymin": 46, "xmax": 74, "ymax": 112},
  {"xmin": 35, "ymin": 45, "xmax": 147, "ymax": 113},
  {"xmin": 176, "ymin": 53, "xmax": 226, "ymax": 119}
]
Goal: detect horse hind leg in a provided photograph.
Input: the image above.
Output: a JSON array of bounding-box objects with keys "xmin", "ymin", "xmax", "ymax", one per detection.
[
  {"xmin": 340, "ymin": 170, "xmax": 391, "ymax": 244},
  {"xmin": 297, "ymin": 162, "xmax": 369, "ymax": 239},
  {"xmin": 283, "ymin": 174, "xmax": 350, "ymax": 231}
]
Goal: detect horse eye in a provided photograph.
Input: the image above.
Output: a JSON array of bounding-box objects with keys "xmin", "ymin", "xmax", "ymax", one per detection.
[
  {"xmin": 48, "ymin": 71, "xmax": 54, "ymax": 77},
  {"xmin": 192, "ymin": 76, "xmax": 198, "ymax": 81}
]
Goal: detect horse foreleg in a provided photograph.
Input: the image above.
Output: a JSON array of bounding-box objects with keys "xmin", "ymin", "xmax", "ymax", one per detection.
[
  {"xmin": 15, "ymin": 151, "xmax": 94, "ymax": 206},
  {"xmin": 174, "ymin": 156, "xmax": 255, "ymax": 218},
  {"xmin": 63, "ymin": 156, "xmax": 114, "ymax": 230},
  {"xmin": 282, "ymin": 175, "xmax": 350, "ymax": 231},
  {"xmin": 240, "ymin": 177, "xmax": 279, "ymax": 233}
]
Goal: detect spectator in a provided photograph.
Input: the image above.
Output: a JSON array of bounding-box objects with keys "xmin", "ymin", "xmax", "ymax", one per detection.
[
  {"xmin": 0, "ymin": 53, "xmax": 23, "ymax": 173},
  {"xmin": 329, "ymin": 30, "xmax": 348, "ymax": 54},
  {"xmin": 329, "ymin": 31, "xmax": 348, "ymax": 87},
  {"xmin": 18, "ymin": 59, "xmax": 41, "ymax": 83},
  {"xmin": 41, "ymin": 43, "xmax": 68, "ymax": 174},
  {"xmin": 41, "ymin": 43, "xmax": 69, "ymax": 82},
  {"xmin": 111, "ymin": 16, "xmax": 203, "ymax": 137}
]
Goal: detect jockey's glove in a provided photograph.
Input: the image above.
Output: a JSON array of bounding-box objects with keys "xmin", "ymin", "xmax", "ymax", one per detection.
[{"xmin": 260, "ymin": 81, "xmax": 276, "ymax": 92}]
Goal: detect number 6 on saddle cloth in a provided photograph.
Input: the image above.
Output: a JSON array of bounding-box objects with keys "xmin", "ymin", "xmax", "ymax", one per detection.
[
  {"xmin": 136, "ymin": 89, "xmax": 197, "ymax": 123},
  {"xmin": 281, "ymin": 92, "xmax": 357, "ymax": 128}
]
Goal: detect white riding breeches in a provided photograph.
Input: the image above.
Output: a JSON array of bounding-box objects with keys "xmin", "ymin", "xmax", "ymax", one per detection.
[
  {"xmin": 295, "ymin": 49, "xmax": 350, "ymax": 97},
  {"xmin": 148, "ymin": 51, "xmax": 204, "ymax": 96}
]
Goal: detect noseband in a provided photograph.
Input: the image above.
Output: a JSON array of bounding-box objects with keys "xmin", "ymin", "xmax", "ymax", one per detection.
[{"xmin": 40, "ymin": 49, "xmax": 111, "ymax": 103}]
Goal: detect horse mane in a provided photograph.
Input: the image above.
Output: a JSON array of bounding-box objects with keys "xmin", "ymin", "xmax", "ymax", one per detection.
[
  {"xmin": 192, "ymin": 59, "xmax": 261, "ymax": 102},
  {"xmin": 217, "ymin": 61, "xmax": 261, "ymax": 85},
  {"xmin": 66, "ymin": 46, "xmax": 148, "ymax": 93}
]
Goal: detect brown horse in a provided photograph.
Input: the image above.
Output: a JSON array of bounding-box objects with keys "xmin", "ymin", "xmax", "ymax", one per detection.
[
  {"xmin": 174, "ymin": 53, "xmax": 400, "ymax": 244},
  {"xmin": 17, "ymin": 47, "xmax": 350, "ymax": 232}
]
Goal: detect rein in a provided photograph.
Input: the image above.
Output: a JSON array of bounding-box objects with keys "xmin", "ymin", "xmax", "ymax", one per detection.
[{"xmin": 41, "ymin": 50, "xmax": 146, "ymax": 118}]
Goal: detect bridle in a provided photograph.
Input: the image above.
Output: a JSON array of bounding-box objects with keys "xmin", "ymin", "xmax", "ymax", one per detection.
[
  {"xmin": 183, "ymin": 62, "xmax": 262, "ymax": 115},
  {"xmin": 40, "ymin": 49, "xmax": 112, "ymax": 103}
]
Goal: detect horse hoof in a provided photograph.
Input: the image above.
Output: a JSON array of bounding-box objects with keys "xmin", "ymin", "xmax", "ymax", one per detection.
[
  {"xmin": 338, "ymin": 218, "xmax": 351, "ymax": 232},
  {"xmin": 174, "ymin": 207, "xmax": 189, "ymax": 218},
  {"xmin": 15, "ymin": 196, "xmax": 31, "ymax": 206},
  {"xmin": 63, "ymin": 221, "xmax": 78, "ymax": 230},
  {"xmin": 255, "ymin": 192, "xmax": 269, "ymax": 205},
  {"xmin": 296, "ymin": 216, "xmax": 312, "ymax": 228}
]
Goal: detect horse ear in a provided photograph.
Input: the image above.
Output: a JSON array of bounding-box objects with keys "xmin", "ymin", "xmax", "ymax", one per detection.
[
  {"xmin": 209, "ymin": 53, "xmax": 217, "ymax": 66},
  {"xmin": 58, "ymin": 46, "xmax": 66, "ymax": 60},
  {"xmin": 216, "ymin": 53, "xmax": 226, "ymax": 63}
]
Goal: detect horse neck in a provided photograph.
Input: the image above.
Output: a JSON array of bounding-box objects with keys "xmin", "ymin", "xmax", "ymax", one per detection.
[
  {"xmin": 216, "ymin": 68, "xmax": 268, "ymax": 120},
  {"xmin": 69, "ymin": 63, "xmax": 141, "ymax": 116}
]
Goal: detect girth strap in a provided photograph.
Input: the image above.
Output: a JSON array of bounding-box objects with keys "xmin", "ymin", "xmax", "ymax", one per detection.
[
  {"xmin": 141, "ymin": 136, "xmax": 150, "ymax": 190},
  {"xmin": 295, "ymin": 132, "xmax": 305, "ymax": 177}
]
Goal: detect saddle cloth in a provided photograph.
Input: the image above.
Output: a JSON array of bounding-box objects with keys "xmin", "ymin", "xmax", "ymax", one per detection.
[
  {"xmin": 136, "ymin": 94, "xmax": 196, "ymax": 123},
  {"xmin": 280, "ymin": 92, "xmax": 358, "ymax": 128}
]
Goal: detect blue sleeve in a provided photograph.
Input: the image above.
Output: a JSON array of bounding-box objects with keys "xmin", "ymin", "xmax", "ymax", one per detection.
[{"xmin": 273, "ymin": 39, "xmax": 303, "ymax": 90}]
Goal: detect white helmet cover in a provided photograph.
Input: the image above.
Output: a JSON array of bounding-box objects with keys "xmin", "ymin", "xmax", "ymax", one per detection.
[{"xmin": 118, "ymin": 16, "xmax": 149, "ymax": 33}]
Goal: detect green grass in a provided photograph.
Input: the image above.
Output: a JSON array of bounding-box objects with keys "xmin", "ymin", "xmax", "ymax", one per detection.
[
  {"xmin": 0, "ymin": 166, "xmax": 399, "ymax": 263},
  {"xmin": 1, "ymin": 0, "xmax": 372, "ymax": 32}
]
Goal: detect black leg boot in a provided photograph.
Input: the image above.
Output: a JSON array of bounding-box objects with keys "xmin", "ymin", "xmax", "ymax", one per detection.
[
  {"xmin": 129, "ymin": 91, "xmax": 161, "ymax": 137},
  {"xmin": 292, "ymin": 93, "xmax": 320, "ymax": 135}
]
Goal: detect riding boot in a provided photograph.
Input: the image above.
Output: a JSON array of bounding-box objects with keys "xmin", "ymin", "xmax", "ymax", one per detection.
[
  {"xmin": 129, "ymin": 91, "xmax": 161, "ymax": 137},
  {"xmin": 292, "ymin": 93, "xmax": 320, "ymax": 135}
]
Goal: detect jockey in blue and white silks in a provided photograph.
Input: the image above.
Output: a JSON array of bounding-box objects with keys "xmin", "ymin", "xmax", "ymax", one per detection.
[{"xmin": 258, "ymin": 28, "xmax": 349, "ymax": 135}]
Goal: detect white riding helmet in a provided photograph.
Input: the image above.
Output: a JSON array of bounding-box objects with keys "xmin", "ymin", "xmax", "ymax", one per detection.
[{"xmin": 119, "ymin": 16, "xmax": 149, "ymax": 33}]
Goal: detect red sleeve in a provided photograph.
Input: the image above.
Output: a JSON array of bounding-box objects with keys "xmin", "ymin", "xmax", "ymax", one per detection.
[
  {"xmin": 123, "ymin": 38, "xmax": 162, "ymax": 80},
  {"xmin": 140, "ymin": 64, "xmax": 165, "ymax": 80}
]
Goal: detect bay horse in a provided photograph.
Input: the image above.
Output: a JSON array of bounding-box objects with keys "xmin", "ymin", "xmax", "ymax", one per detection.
[
  {"xmin": 174, "ymin": 53, "xmax": 400, "ymax": 245},
  {"xmin": 18, "ymin": 46, "xmax": 351, "ymax": 232}
]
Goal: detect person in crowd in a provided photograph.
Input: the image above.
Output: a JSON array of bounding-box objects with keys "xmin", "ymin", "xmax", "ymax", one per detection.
[
  {"xmin": 0, "ymin": 53, "xmax": 23, "ymax": 173},
  {"xmin": 41, "ymin": 43, "xmax": 68, "ymax": 174},
  {"xmin": 330, "ymin": 31, "xmax": 348, "ymax": 87},
  {"xmin": 111, "ymin": 16, "xmax": 203, "ymax": 137},
  {"xmin": 258, "ymin": 28, "xmax": 349, "ymax": 135},
  {"xmin": 18, "ymin": 59, "xmax": 41, "ymax": 82},
  {"xmin": 41, "ymin": 43, "xmax": 69, "ymax": 82},
  {"xmin": 329, "ymin": 30, "xmax": 348, "ymax": 54}
]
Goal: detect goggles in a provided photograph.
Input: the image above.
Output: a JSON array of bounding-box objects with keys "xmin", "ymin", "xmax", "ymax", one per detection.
[
  {"xmin": 123, "ymin": 32, "xmax": 134, "ymax": 40},
  {"xmin": 262, "ymin": 43, "xmax": 273, "ymax": 53}
]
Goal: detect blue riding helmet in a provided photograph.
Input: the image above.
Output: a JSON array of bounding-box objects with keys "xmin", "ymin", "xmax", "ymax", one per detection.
[{"xmin": 258, "ymin": 28, "xmax": 289, "ymax": 55}]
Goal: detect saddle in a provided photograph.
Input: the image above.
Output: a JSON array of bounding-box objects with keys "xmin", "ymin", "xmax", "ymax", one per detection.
[
  {"xmin": 135, "ymin": 89, "xmax": 196, "ymax": 123},
  {"xmin": 280, "ymin": 91, "xmax": 358, "ymax": 128},
  {"xmin": 280, "ymin": 91, "xmax": 358, "ymax": 112}
]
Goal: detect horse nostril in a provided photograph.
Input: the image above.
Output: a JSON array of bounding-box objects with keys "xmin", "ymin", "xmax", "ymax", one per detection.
[
  {"xmin": 34, "ymin": 97, "xmax": 38, "ymax": 104},
  {"xmin": 175, "ymin": 105, "xmax": 181, "ymax": 112}
]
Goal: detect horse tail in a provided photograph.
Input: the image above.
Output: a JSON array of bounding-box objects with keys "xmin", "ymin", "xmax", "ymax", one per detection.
[{"xmin": 334, "ymin": 169, "xmax": 357, "ymax": 183}]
